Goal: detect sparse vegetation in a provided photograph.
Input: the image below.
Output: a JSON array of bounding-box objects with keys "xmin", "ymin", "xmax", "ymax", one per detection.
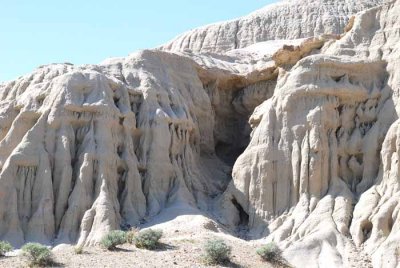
[
  {"xmin": 74, "ymin": 245, "xmax": 84, "ymax": 254},
  {"xmin": 126, "ymin": 227, "xmax": 140, "ymax": 244},
  {"xmin": 0, "ymin": 241, "xmax": 12, "ymax": 257},
  {"xmin": 202, "ymin": 238, "xmax": 232, "ymax": 265},
  {"xmin": 100, "ymin": 230, "xmax": 127, "ymax": 250},
  {"xmin": 21, "ymin": 243, "xmax": 53, "ymax": 267},
  {"xmin": 256, "ymin": 242, "xmax": 282, "ymax": 263},
  {"xmin": 134, "ymin": 229, "xmax": 163, "ymax": 250}
]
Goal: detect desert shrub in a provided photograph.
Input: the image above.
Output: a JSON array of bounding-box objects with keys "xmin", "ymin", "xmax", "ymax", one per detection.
[
  {"xmin": 203, "ymin": 238, "xmax": 231, "ymax": 265},
  {"xmin": 21, "ymin": 243, "xmax": 53, "ymax": 267},
  {"xmin": 256, "ymin": 242, "xmax": 282, "ymax": 263},
  {"xmin": 126, "ymin": 228, "xmax": 140, "ymax": 244},
  {"xmin": 100, "ymin": 230, "xmax": 127, "ymax": 250},
  {"xmin": 74, "ymin": 245, "xmax": 84, "ymax": 254},
  {"xmin": 0, "ymin": 241, "xmax": 12, "ymax": 257},
  {"xmin": 134, "ymin": 229, "xmax": 163, "ymax": 250}
]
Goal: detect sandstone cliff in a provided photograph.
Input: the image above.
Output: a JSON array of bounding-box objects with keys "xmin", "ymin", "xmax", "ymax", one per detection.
[
  {"xmin": 222, "ymin": 1, "xmax": 400, "ymax": 267},
  {"xmin": 0, "ymin": 0, "xmax": 398, "ymax": 267},
  {"xmin": 160, "ymin": 0, "xmax": 385, "ymax": 53}
]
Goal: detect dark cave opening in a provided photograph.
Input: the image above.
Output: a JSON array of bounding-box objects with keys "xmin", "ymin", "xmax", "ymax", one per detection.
[
  {"xmin": 215, "ymin": 140, "xmax": 247, "ymax": 167},
  {"xmin": 212, "ymin": 93, "xmax": 252, "ymax": 168},
  {"xmin": 362, "ymin": 221, "xmax": 373, "ymax": 242},
  {"xmin": 231, "ymin": 198, "xmax": 249, "ymax": 227},
  {"xmin": 200, "ymin": 77, "xmax": 275, "ymax": 199}
]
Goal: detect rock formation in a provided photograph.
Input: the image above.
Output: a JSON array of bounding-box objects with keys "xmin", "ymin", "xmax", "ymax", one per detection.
[
  {"xmin": 161, "ymin": 0, "xmax": 385, "ymax": 53},
  {"xmin": 0, "ymin": 0, "xmax": 399, "ymax": 267},
  {"xmin": 221, "ymin": 0, "xmax": 400, "ymax": 267}
]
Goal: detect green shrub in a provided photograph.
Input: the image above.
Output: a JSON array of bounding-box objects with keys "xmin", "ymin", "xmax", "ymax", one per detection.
[
  {"xmin": 21, "ymin": 243, "xmax": 53, "ymax": 267},
  {"xmin": 134, "ymin": 229, "xmax": 163, "ymax": 250},
  {"xmin": 74, "ymin": 245, "xmax": 84, "ymax": 254},
  {"xmin": 203, "ymin": 238, "xmax": 231, "ymax": 265},
  {"xmin": 100, "ymin": 230, "xmax": 127, "ymax": 250},
  {"xmin": 256, "ymin": 242, "xmax": 282, "ymax": 263},
  {"xmin": 126, "ymin": 228, "xmax": 139, "ymax": 244},
  {"xmin": 0, "ymin": 241, "xmax": 12, "ymax": 256}
]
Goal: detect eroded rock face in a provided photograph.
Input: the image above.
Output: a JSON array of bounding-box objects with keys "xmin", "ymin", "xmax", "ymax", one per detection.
[
  {"xmin": 0, "ymin": 42, "xmax": 288, "ymax": 247},
  {"xmin": 0, "ymin": 0, "xmax": 399, "ymax": 267},
  {"xmin": 160, "ymin": 0, "xmax": 385, "ymax": 53},
  {"xmin": 0, "ymin": 54, "xmax": 220, "ymax": 246},
  {"xmin": 222, "ymin": 0, "xmax": 400, "ymax": 267}
]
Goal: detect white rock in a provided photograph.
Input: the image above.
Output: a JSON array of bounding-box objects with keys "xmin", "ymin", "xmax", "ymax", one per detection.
[
  {"xmin": 160, "ymin": 0, "xmax": 385, "ymax": 53},
  {"xmin": 222, "ymin": 0, "xmax": 400, "ymax": 267},
  {"xmin": 0, "ymin": 1, "xmax": 399, "ymax": 267}
]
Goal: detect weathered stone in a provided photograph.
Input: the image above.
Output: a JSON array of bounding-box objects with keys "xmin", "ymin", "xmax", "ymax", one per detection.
[{"xmin": 1, "ymin": 1, "xmax": 399, "ymax": 267}]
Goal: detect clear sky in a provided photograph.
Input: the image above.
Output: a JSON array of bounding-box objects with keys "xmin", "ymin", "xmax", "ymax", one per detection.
[{"xmin": 0, "ymin": 1, "xmax": 277, "ymax": 83}]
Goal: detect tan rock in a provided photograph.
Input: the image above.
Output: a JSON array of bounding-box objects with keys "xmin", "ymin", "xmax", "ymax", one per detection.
[
  {"xmin": 0, "ymin": 1, "xmax": 399, "ymax": 267},
  {"xmin": 222, "ymin": 0, "xmax": 400, "ymax": 267},
  {"xmin": 160, "ymin": 0, "xmax": 385, "ymax": 53}
]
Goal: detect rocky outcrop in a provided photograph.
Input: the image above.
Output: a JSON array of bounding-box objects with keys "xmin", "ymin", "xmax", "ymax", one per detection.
[
  {"xmin": 0, "ymin": 55, "xmax": 223, "ymax": 247},
  {"xmin": 1, "ymin": 0, "xmax": 399, "ymax": 267},
  {"xmin": 0, "ymin": 38, "xmax": 294, "ymax": 247},
  {"xmin": 222, "ymin": 0, "xmax": 400, "ymax": 267},
  {"xmin": 160, "ymin": 0, "xmax": 385, "ymax": 53}
]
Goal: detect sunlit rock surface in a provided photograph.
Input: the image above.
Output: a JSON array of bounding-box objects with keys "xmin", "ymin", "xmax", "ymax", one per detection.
[{"xmin": 0, "ymin": 0, "xmax": 399, "ymax": 267}]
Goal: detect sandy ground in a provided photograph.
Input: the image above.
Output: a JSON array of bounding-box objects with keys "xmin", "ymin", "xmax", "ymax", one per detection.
[
  {"xmin": 0, "ymin": 233, "xmax": 281, "ymax": 268},
  {"xmin": 0, "ymin": 206, "xmax": 287, "ymax": 268},
  {"xmin": 0, "ymin": 204, "xmax": 372, "ymax": 268}
]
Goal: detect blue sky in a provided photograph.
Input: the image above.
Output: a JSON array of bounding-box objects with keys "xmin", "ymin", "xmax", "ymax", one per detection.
[{"xmin": 0, "ymin": 1, "xmax": 276, "ymax": 82}]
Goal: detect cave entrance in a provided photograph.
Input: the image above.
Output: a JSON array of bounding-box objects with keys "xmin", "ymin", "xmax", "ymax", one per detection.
[
  {"xmin": 361, "ymin": 221, "xmax": 373, "ymax": 242},
  {"xmin": 211, "ymin": 88, "xmax": 252, "ymax": 168},
  {"xmin": 232, "ymin": 198, "xmax": 249, "ymax": 229},
  {"xmin": 215, "ymin": 141, "xmax": 247, "ymax": 166},
  {"xmin": 202, "ymin": 77, "xmax": 275, "ymax": 195}
]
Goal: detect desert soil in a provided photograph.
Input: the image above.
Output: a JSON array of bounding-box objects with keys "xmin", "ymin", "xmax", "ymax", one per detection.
[{"xmin": 0, "ymin": 225, "xmax": 282, "ymax": 268}]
